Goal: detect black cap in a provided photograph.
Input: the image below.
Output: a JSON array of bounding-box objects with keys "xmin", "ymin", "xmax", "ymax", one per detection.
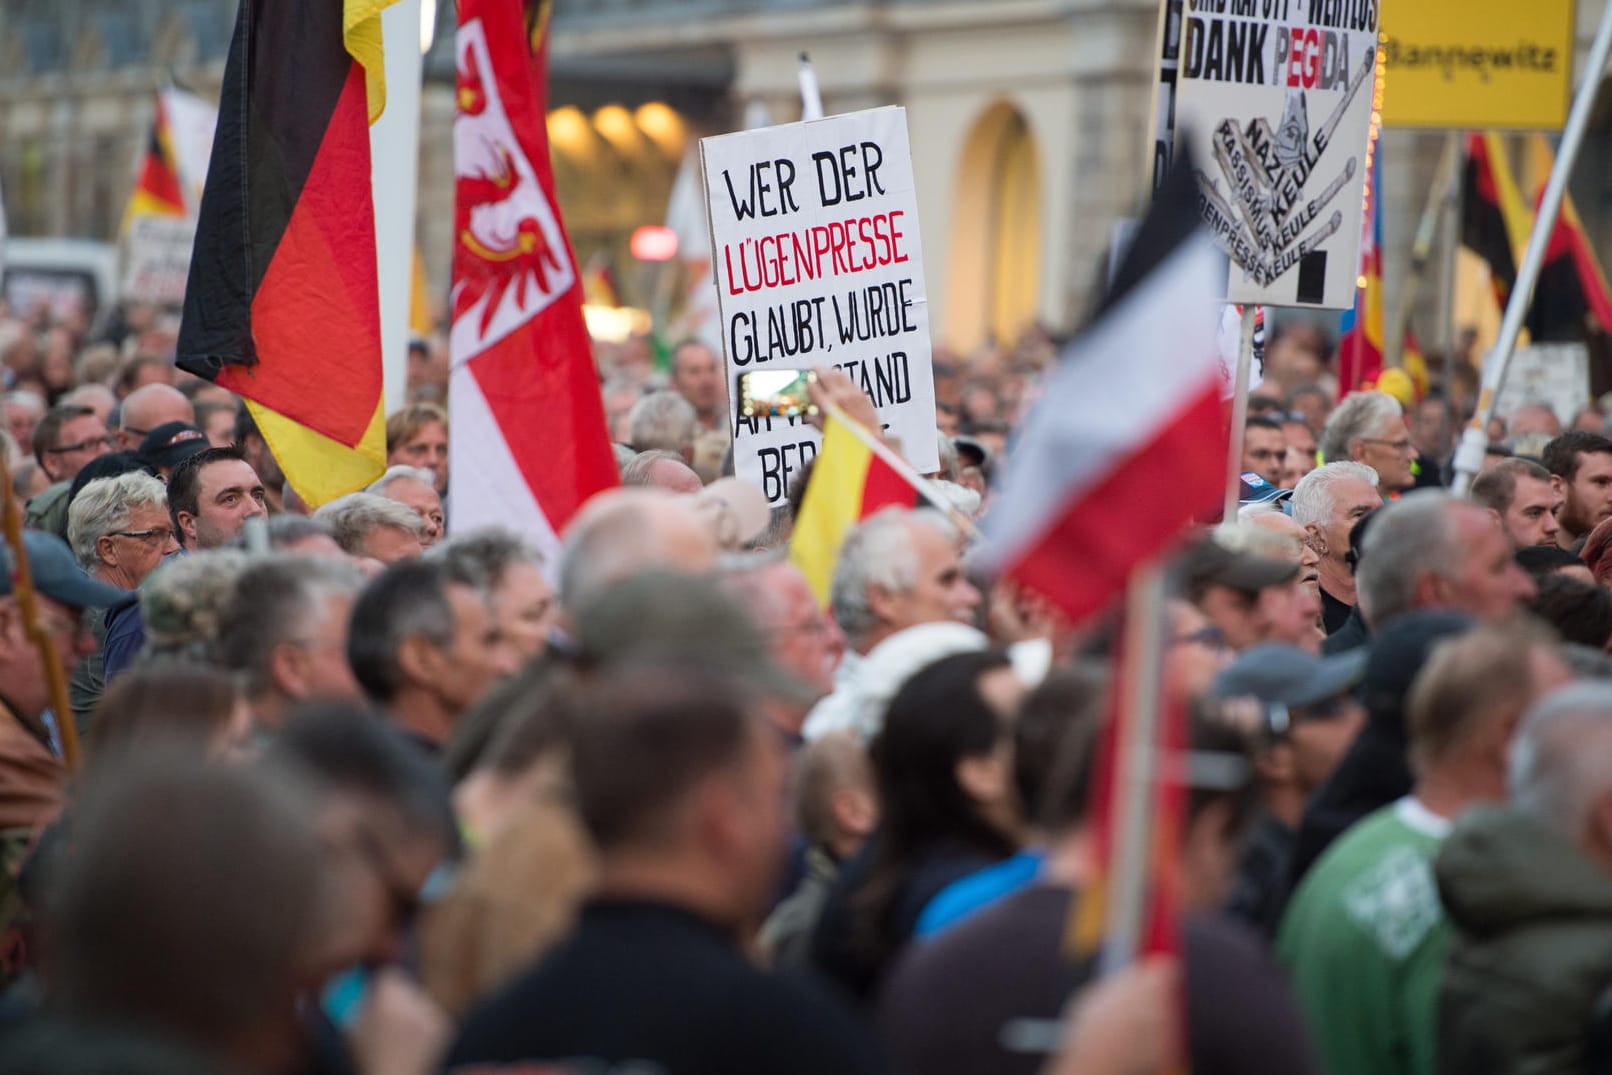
[
  {"xmin": 138, "ymin": 422, "xmax": 209, "ymax": 471},
  {"xmin": 1361, "ymin": 609, "xmax": 1474, "ymax": 723}
]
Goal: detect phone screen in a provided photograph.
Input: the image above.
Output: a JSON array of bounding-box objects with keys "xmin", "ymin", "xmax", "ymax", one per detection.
[{"xmin": 738, "ymin": 369, "xmax": 817, "ymax": 419}]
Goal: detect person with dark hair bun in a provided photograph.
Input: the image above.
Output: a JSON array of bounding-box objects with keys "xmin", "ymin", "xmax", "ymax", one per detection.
[{"xmin": 810, "ymin": 650, "xmax": 1027, "ymax": 1002}]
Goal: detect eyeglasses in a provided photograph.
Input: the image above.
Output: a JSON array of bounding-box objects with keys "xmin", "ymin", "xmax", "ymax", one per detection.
[
  {"xmin": 110, "ymin": 527, "xmax": 175, "ymax": 543},
  {"xmin": 1359, "ymin": 437, "xmax": 1415, "ymax": 454},
  {"xmin": 46, "ymin": 435, "xmax": 113, "ymax": 455},
  {"xmin": 1170, "ymin": 625, "xmax": 1228, "ymax": 650}
]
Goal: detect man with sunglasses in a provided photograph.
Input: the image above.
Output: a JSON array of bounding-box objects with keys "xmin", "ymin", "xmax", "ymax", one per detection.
[{"xmin": 1210, "ymin": 644, "xmax": 1368, "ymax": 937}]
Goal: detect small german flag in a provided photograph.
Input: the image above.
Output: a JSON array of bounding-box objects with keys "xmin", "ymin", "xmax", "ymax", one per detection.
[
  {"xmin": 123, "ymin": 96, "xmax": 186, "ymax": 228},
  {"xmin": 1460, "ymin": 133, "xmax": 1532, "ymax": 312},
  {"xmin": 1523, "ymin": 134, "xmax": 1612, "ymax": 343},
  {"xmin": 176, "ymin": 0, "xmax": 397, "ymax": 506}
]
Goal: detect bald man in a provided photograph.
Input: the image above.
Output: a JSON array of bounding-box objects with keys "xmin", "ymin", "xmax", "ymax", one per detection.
[
  {"xmin": 117, "ymin": 384, "xmax": 195, "ymax": 451},
  {"xmin": 558, "ymin": 488, "xmax": 719, "ymax": 623}
]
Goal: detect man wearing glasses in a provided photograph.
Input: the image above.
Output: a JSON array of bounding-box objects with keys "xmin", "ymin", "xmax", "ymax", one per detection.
[
  {"xmin": 23, "ymin": 405, "xmax": 114, "ymax": 540},
  {"xmin": 1319, "ymin": 391, "xmax": 1419, "ymax": 495}
]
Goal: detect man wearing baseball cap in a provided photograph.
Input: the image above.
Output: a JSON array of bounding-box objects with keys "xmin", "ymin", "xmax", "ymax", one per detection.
[
  {"xmin": 1182, "ymin": 533, "xmax": 1323, "ymax": 655},
  {"xmin": 0, "ymin": 530, "xmax": 124, "ymax": 832},
  {"xmin": 136, "ymin": 421, "xmax": 210, "ymax": 481},
  {"xmin": 1209, "ymin": 644, "xmax": 1367, "ymax": 936}
]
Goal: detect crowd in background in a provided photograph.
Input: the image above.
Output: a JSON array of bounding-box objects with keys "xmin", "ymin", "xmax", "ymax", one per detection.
[{"xmin": 4, "ymin": 287, "xmax": 1612, "ymax": 1075}]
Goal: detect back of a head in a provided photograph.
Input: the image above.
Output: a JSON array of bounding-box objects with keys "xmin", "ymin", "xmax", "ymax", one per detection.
[
  {"xmin": 1406, "ymin": 623, "xmax": 1556, "ymax": 776},
  {"xmin": 87, "ymin": 660, "xmax": 242, "ymax": 763},
  {"xmin": 1360, "ymin": 609, "xmax": 1474, "ymax": 727},
  {"xmin": 1516, "ymin": 544, "xmax": 1586, "ymax": 581},
  {"xmin": 347, "ymin": 560, "xmax": 455, "ymax": 704},
  {"xmin": 1289, "ymin": 461, "xmax": 1379, "ymax": 529},
  {"xmin": 139, "ymin": 550, "xmax": 252, "ymax": 661},
  {"xmin": 45, "ymin": 751, "xmax": 322, "ymax": 1059},
  {"xmin": 429, "ymin": 526, "xmax": 543, "ymax": 594},
  {"xmin": 1528, "ymin": 575, "xmax": 1612, "ymax": 649},
  {"xmin": 1016, "ymin": 664, "xmax": 1107, "ymax": 833},
  {"xmin": 570, "ymin": 661, "xmax": 757, "ymax": 853},
  {"xmin": 1357, "ymin": 490, "xmax": 1460, "ymax": 626},
  {"xmin": 1509, "ymin": 682, "xmax": 1612, "ymax": 839},
  {"xmin": 559, "ymin": 488, "xmax": 713, "ymax": 612},
  {"xmin": 627, "ymin": 391, "xmax": 697, "ymax": 456},
  {"xmin": 794, "ymin": 729, "xmax": 874, "ymax": 851},
  {"xmin": 872, "ymin": 650, "xmax": 1017, "ymax": 859},
  {"xmin": 1469, "ymin": 456, "xmax": 1551, "ymax": 515},
  {"xmin": 1543, "ymin": 430, "xmax": 1612, "ymax": 480}
]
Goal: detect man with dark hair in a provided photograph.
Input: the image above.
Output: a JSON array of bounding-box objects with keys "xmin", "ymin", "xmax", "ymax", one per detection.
[
  {"xmin": 233, "ymin": 405, "xmax": 286, "ymax": 514},
  {"xmin": 1527, "ymin": 575, "xmax": 1612, "ymax": 650},
  {"xmin": 167, "ymin": 445, "xmax": 268, "ymax": 550},
  {"xmin": 26, "ymin": 404, "xmax": 114, "ymax": 538},
  {"xmin": 347, "ymin": 561, "xmax": 517, "ymax": 750},
  {"xmin": 445, "ymin": 662, "xmax": 885, "ymax": 1075},
  {"xmin": 1243, "ymin": 415, "xmax": 1287, "ymax": 487},
  {"xmin": 1543, "ymin": 431, "xmax": 1612, "ymax": 549},
  {"xmin": 668, "ymin": 339, "xmax": 727, "ymax": 433},
  {"xmin": 1470, "ymin": 456, "xmax": 1561, "ymax": 549}
]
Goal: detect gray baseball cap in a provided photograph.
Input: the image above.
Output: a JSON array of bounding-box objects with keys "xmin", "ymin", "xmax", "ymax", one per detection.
[
  {"xmin": 1209, "ymin": 643, "xmax": 1368, "ymax": 712},
  {"xmin": 0, "ymin": 530, "xmax": 127, "ymax": 609}
]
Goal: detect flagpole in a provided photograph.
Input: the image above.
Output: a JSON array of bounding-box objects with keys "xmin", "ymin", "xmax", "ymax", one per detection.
[
  {"xmin": 1436, "ymin": 131, "xmax": 1462, "ymax": 445},
  {"xmin": 373, "ymin": 0, "xmax": 424, "ymax": 417},
  {"xmin": 1223, "ymin": 304, "xmax": 1257, "ymax": 521},
  {"xmin": 817, "ymin": 397, "xmax": 982, "ymax": 541},
  {"xmin": 1453, "ymin": 6, "xmax": 1612, "ymax": 495}
]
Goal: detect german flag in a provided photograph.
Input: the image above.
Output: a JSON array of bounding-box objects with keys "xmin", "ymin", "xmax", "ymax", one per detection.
[
  {"xmin": 176, "ymin": 0, "xmax": 397, "ymax": 506},
  {"xmin": 789, "ymin": 411, "xmax": 926, "ymax": 606},
  {"xmin": 123, "ymin": 95, "xmax": 187, "ymax": 227},
  {"xmin": 1461, "ymin": 133, "xmax": 1533, "ymax": 311},
  {"xmin": 1523, "ymin": 135, "xmax": 1612, "ymax": 342}
]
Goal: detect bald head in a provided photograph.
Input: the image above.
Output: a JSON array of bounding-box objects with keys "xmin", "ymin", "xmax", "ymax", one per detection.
[
  {"xmin": 560, "ymin": 488, "xmax": 719, "ymax": 612},
  {"xmin": 120, "ymin": 384, "xmax": 195, "ymax": 449}
]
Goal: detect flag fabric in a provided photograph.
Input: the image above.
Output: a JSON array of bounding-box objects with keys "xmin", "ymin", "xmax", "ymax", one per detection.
[
  {"xmin": 977, "ymin": 157, "xmax": 1225, "ymax": 625},
  {"xmin": 664, "ymin": 149, "xmax": 723, "ymax": 357},
  {"xmin": 410, "ymin": 246, "xmax": 434, "ymax": 338},
  {"xmin": 1522, "ymin": 134, "xmax": 1612, "ymax": 342},
  {"xmin": 1461, "ymin": 133, "xmax": 1533, "ymax": 312},
  {"xmin": 1338, "ymin": 153, "xmax": 1383, "ymax": 398},
  {"xmin": 448, "ymin": 0, "xmax": 617, "ymax": 560},
  {"xmin": 158, "ymin": 86, "xmax": 219, "ymax": 211},
  {"xmin": 176, "ymin": 0, "xmax": 395, "ymax": 507},
  {"xmin": 123, "ymin": 94, "xmax": 187, "ymax": 228},
  {"xmin": 789, "ymin": 411, "xmax": 927, "ymax": 606}
]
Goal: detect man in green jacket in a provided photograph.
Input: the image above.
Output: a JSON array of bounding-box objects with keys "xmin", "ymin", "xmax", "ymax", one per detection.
[
  {"xmin": 1437, "ymin": 681, "xmax": 1612, "ymax": 1075},
  {"xmin": 1277, "ymin": 623, "xmax": 1570, "ymax": 1075}
]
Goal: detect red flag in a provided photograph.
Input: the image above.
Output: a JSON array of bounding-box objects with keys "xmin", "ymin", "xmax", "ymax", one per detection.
[{"xmin": 450, "ymin": 0, "xmax": 618, "ymax": 554}]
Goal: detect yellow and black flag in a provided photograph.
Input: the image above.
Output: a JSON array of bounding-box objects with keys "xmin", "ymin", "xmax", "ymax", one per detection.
[
  {"xmin": 176, "ymin": 0, "xmax": 397, "ymax": 507},
  {"xmin": 123, "ymin": 95, "xmax": 187, "ymax": 228}
]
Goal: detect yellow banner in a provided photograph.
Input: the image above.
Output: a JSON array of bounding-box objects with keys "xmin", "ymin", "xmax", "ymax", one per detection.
[{"xmin": 1382, "ymin": 0, "xmax": 1575, "ymax": 130}]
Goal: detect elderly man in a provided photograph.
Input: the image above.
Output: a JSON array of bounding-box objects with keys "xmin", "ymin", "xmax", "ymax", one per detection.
[
  {"xmin": 1279, "ymin": 625, "xmax": 1571, "ymax": 1075},
  {"xmin": 720, "ymin": 553, "xmax": 847, "ymax": 735},
  {"xmin": 1469, "ymin": 456, "xmax": 1561, "ymax": 550},
  {"xmin": 115, "ymin": 383, "xmax": 194, "ymax": 451},
  {"xmin": 627, "ymin": 392, "xmax": 698, "ymax": 462},
  {"xmin": 314, "ymin": 491, "xmax": 427, "ymax": 564},
  {"xmin": 1291, "ymin": 462, "xmax": 1383, "ymax": 633},
  {"xmin": 1543, "ymin": 431, "xmax": 1612, "ymax": 550},
  {"xmin": 2, "ymin": 390, "xmax": 44, "ymax": 450},
  {"xmin": 620, "ymin": 449, "xmax": 703, "ymax": 493},
  {"xmin": 802, "ymin": 506, "xmax": 981, "ymax": 740},
  {"xmin": 431, "ymin": 527, "xmax": 556, "ymax": 663},
  {"xmin": 65, "ymin": 471, "xmax": 180, "ymax": 726},
  {"xmin": 559, "ymin": 488, "xmax": 719, "ymax": 618},
  {"xmin": 348, "ymin": 559, "xmax": 519, "ymax": 751},
  {"xmin": 1185, "ymin": 532, "xmax": 1321, "ymax": 655},
  {"xmin": 216, "ymin": 555, "xmax": 365, "ymax": 732},
  {"xmin": 1437, "ymin": 682, "xmax": 1612, "ymax": 1075},
  {"xmin": 0, "ymin": 531, "xmax": 122, "ymax": 835},
  {"xmin": 669, "ymin": 339, "xmax": 728, "ymax": 433},
  {"xmin": 1320, "ymin": 391, "xmax": 1418, "ymax": 494},
  {"xmin": 1509, "ymin": 401, "xmax": 1562, "ymax": 440},
  {"xmin": 1347, "ymin": 491, "xmax": 1536, "ymax": 652},
  {"xmin": 367, "ymin": 465, "xmax": 444, "ymax": 546}
]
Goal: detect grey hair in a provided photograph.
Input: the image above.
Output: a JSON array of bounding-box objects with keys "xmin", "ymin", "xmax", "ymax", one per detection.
[
  {"xmin": 1509, "ymin": 682, "xmax": 1612, "ymax": 838},
  {"xmin": 830, "ymin": 506, "xmax": 958, "ymax": 645},
  {"xmin": 265, "ymin": 514, "xmax": 335, "ymax": 549},
  {"xmin": 366, "ymin": 464, "xmax": 438, "ymax": 495},
  {"xmin": 621, "ymin": 449, "xmax": 687, "ymax": 488},
  {"xmin": 67, "ymin": 471, "xmax": 169, "ymax": 570},
  {"xmin": 627, "ymin": 391, "xmax": 696, "ymax": 455},
  {"xmin": 2, "ymin": 389, "xmax": 45, "ymax": 417},
  {"xmin": 1356, "ymin": 490, "xmax": 1462, "ymax": 626},
  {"xmin": 139, "ymin": 550, "xmax": 252, "ymax": 662},
  {"xmin": 1290, "ymin": 461, "xmax": 1380, "ymax": 530},
  {"xmin": 612, "ymin": 443, "xmax": 638, "ymax": 477},
  {"xmin": 1319, "ymin": 391, "xmax": 1403, "ymax": 464},
  {"xmin": 216, "ymin": 554, "xmax": 365, "ymax": 693},
  {"xmin": 1213, "ymin": 520, "xmax": 1300, "ymax": 562},
  {"xmin": 429, "ymin": 526, "xmax": 544, "ymax": 594},
  {"xmin": 313, "ymin": 492, "xmax": 426, "ymax": 555}
]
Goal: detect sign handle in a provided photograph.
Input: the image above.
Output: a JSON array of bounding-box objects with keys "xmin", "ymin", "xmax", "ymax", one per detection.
[
  {"xmin": 1453, "ymin": 5, "xmax": 1612, "ymax": 495},
  {"xmin": 1224, "ymin": 304, "xmax": 1257, "ymax": 521}
]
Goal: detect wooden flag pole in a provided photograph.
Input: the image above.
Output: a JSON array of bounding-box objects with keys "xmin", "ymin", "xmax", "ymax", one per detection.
[
  {"xmin": 1453, "ymin": 3, "xmax": 1612, "ymax": 495},
  {"xmin": 0, "ymin": 449, "xmax": 80, "ymax": 772}
]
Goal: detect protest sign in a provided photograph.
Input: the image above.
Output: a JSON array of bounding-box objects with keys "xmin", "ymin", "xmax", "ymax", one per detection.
[
  {"xmin": 1173, "ymin": 0, "xmax": 1379, "ymax": 309},
  {"xmin": 1382, "ymin": 0, "xmax": 1574, "ymax": 130},
  {"xmin": 700, "ymin": 106, "xmax": 940, "ymax": 506},
  {"xmin": 122, "ymin": 215, "xmax": 197, "ymax": 307},
  {"xmin": 1494, "ymin": 343, "xmax": 1589, "ymax": 428}
]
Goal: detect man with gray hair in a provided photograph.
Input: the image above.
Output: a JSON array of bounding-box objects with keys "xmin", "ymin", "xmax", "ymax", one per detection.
[
  {"xmin": 627, "ymin": 391, "xmax": 697, "ymax": 462},
  {"xmin": 1352, "ymin": 492, "xmax": 1535, "ymax": 645},
  {"xmin": 1436, "ymin": 681, "xmax": 1612, "ymax": 1075},
  {"xmin": 620, "ymin": 448, "xmax": 703, "ymax": 493},
  {"xmin": 65, "ymin": 471, "xmax": 179, "ymax": 726},
  {"xmin": 367, "ymin": 464, "xmax": 444, "ymax": 546},
  {"xmin": 1320, "ymin": 390, "xmax": 1418, "ymax": 493},
  {"xmin": 2, "ymin": 389, "xmax": 44, "ymax": 450},
  {"xmin": 558, "ymin": 488, "xmax": 718, "ymax": 619},
  {"xmin": 1291, "ymin": 461, "xmax": 1382, "ymax": 633},
  {"xmin": 216, "ymin": 554, "xmax": 366, "ymax": 732},
  {"xmin": 314, "ymin": 491, "xmax": 427, "ymax": 564},
  {"xmin": 803, "ymin": 506, "xmax": 981, "ymax": 740},
  {"xmin": 431, "ymin": 527, "xmax": 555, "ymax": 663}
]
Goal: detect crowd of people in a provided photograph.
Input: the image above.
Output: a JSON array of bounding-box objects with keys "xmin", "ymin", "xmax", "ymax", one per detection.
[{"xmin": 3, "ymin": 294, "xmax": 1612, "ymax": 1075}]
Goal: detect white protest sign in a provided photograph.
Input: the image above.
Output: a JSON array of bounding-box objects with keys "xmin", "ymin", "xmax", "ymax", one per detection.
[
  {"xmin": 700, "ymin": 106, "xmax": 939, "ymax": 505},
  {"xmin": 1494, "ymin": 343, "xmax": 1589, "ymax": 429},
  {"xmin": 1174, "ymin": 0, "xmax": 1378, "ymax": 309},
  {"xmin": 122, "ymin": 215, "xmax": 197, "ymax": 307}
]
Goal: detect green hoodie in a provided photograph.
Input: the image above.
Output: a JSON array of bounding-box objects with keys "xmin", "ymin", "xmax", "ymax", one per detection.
[{"xmin": 1436, "ymin": 805, "xmax": 1612, "ymax": 1075}]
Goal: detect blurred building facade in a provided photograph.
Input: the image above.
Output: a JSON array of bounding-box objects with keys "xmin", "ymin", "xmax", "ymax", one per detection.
[{"xmin": 2, "ymin": 0, "xmax": 1611, "ymax": 360}]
